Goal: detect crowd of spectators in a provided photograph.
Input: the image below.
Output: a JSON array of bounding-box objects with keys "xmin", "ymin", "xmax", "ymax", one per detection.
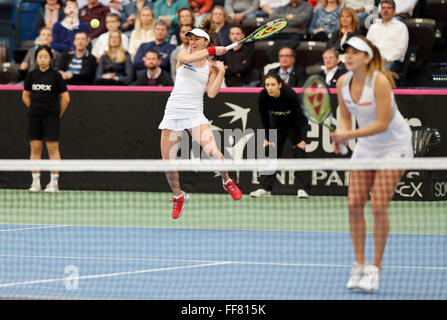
[{"xmin": 9, "ymin": 0, "xmax": 420, "ymax": 87}]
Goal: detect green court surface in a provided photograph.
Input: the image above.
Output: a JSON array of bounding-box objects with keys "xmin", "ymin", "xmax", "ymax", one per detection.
[{"xmin": 0, "ymin": 190, "xmax": 445, "ymax": 235}]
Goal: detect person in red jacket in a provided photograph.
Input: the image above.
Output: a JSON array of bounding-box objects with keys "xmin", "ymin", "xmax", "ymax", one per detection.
[{"xmin": 188, "ymin": 0, "xmax": 213, "ymax": 26}]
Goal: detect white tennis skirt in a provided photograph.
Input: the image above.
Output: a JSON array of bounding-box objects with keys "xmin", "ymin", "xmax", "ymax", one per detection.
[
  {"xmin": 352, "ymin": 140, "xmax": 414, "ymax": 159},
  {"xmin": 158, "ymin": 114, "xmax": 210, "ymax": 131}
]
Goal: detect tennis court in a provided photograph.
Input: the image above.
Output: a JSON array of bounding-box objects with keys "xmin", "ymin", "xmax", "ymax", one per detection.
[{"xmin": 0, "ymin": 189, "xmax": 445, "ymax": 300}]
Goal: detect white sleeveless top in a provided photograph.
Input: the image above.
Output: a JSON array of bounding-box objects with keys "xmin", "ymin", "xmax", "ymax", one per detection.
[
  {"xmin": 341, "ymin": 71, "xmax": 412, "ymax": 149},
  {"xmin": 164, "ymin": 59, "xmax": 209, "ymax": 119}
]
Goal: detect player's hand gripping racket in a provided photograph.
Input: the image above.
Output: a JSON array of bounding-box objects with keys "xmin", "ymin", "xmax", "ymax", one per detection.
[
  {"xmin": 301, "ymin": 75, "xmax": 348, "ymax": 155},
  {"xmin": 225, "ymin": 18, "xmax": 288, "ymax": 51}
]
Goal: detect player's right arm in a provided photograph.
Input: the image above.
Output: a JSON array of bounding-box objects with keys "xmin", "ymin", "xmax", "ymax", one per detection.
[
  {"xmin": 176, "ymin": 47, "xmax": 227, "ymax": 68},
  {"xmin": 336, "ymin": 74, "xmax": 351, "ymax": 132}
]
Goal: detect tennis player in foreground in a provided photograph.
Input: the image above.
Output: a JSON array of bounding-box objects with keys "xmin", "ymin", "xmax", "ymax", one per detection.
[
  {"xmin": 330, "ymin": 36, "xmax": 413, "ymax": 293},
  {"xmin": 159, "ymin": 20, "xmax": 242, "ymax": 219}
]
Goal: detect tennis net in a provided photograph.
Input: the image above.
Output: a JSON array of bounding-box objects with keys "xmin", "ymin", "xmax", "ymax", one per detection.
[{"xmin": 0, "ymin": 158, "xmax": 446, "ymax": 300}]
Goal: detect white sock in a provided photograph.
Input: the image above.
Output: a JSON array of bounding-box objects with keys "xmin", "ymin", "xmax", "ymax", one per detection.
[
  {"xmin": 32, "ymin": 173, "xmax": 40, "ymax": 182},
  {"xmin": 173, "ymin": 192, "xmax": 184, "ymax": 199},
  {"xmin": 50, "ymin": 174, "xmax": 59, "ymax": 183}
]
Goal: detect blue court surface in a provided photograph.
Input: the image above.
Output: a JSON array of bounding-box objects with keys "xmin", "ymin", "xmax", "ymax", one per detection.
[{"xmin": 0, "ymin": 223, "xmax": 445, "ymax": 300}]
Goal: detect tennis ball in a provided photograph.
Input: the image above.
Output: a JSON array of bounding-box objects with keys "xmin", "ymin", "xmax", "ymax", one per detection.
[{"xmin": 90, "ymin": 19, "xmax": 100, "ymax": 29}]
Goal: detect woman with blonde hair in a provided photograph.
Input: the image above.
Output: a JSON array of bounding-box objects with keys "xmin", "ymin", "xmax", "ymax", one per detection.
[
  {"xmin": 129, "ymin": 7, "xmax": 156, "ymax": 57},
  {"xmin": 209, "ymin": 5, "xmax": 231, "ymax": 46},
  {"xmin": 331, "ymin": 36, "xmax": 412, "ymax": 293},
  {"xmin": 326, "ymin": 7, "xmax": 362, "ymax": 62},
  {"xmin": 94, "ymin": 30, "xmax": 134, "ymax": 85}
]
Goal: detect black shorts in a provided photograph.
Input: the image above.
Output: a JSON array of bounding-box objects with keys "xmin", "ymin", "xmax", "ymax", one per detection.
[{"xmin": 27, "ymin": 116, "xmax": 60, "ymax": 141}]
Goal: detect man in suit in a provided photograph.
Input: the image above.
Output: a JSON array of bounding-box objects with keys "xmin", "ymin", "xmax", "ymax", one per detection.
[
  {"xmin": 319, "ymin": 48, "xmax": 346, "ymax": 88},
  {"xmin": 270, "ymin": 46, "xmax": 306, "ymax": 87}
]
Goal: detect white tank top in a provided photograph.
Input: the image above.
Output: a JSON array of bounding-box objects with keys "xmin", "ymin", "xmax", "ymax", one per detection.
[
  {"xmin": 164, "ymin": 59, "xmax": 209, "ymax": 119},
  {"xmin": 341, "ymin": 71, "xmax": 412, "ymax": 149}
]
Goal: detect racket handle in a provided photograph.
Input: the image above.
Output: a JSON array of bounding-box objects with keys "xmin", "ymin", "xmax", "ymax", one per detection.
[
  {"xmin": 225, "ymin": 42, "xmax": 240, "ymax": 51},
  {"xmin": 337, "ymin": 143, "xmax": 348, "ymax": 156}
]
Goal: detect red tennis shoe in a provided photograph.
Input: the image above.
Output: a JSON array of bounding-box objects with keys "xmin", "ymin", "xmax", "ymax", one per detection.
[
  {"xmin": 171, "ymin": 192, "xmax": 190, "ymax": 219},
  {"xmin": 223, "ymin": 180, "xmax": 242, "ymax": 200}
]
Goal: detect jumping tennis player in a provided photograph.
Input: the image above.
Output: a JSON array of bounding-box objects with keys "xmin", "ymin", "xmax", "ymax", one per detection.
[
  {"xmin": 159, "ymin": 21, "xmax": 242, "ymax": 219},
  {"xmin": 23, "ymin": 45, "xmax": 70, "ymax": 193},
  {"xmin": 330, "ymin": 36, "xmax": 413, "ymax": 293}
]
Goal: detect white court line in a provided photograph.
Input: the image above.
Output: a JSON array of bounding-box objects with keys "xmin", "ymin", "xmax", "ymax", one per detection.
[
  {"xmin": 0, "ymin": 261, "xmax": 231, "ymax": 288},
  {"xmin": 0, "ymin": 225, "xmax": 69, "ymax": 232},
  {"xmin": 1, "ymin": 222, "xmax": 446, "ymax": 236},
  {"xmin": 0, "ymin": 254, "xmax": 446, "ymax": 271}
]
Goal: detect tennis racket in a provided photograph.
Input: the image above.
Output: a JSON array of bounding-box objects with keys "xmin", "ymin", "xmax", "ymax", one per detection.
[
  {"xmin": 225, "ymin": 18, "xmax": 288, "ymax": 51},
  {"xmin": 301, "ymin": 75, "xmax": 348, "ymax": 155}
]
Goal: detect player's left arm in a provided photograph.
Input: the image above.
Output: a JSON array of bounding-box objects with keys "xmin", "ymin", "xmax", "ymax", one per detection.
[{"xmin": 207, "ymin": 60, "xmax": 226, "ymax": 98}]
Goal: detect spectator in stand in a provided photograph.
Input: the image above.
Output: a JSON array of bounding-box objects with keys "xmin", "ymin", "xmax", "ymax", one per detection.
[
  {"xmin": 170, "ymin": 7, "xmax": 196, "ymax": 46},
  {"xmin": 20, "ymin": 27, "xmax": 61, "ymax": 82},
  {"xmin": 188, "ymin": 0, "xmax": 213, "ymax": 26},
  {"xmin": 270, "ymin": 46, "xmax": 306, "ymax": 87},
  {"xmin": 51, "ymin": 0, "xmax": 89, "ymax": 53},
  {"xmin": 35, "ymin": 0, "xmax": 65, "ymax": 31},
  {"xmin": 256, "ymin": 0, "xmax": 290, "ymax": 18},
  {"xmin": 170, "ymin": 24, "xmax": 193, "ymax": 81},
  {"xmin": 319, "ymin": 47, "xmax": 346, "ymax": 87},
  {"xmin": 378, "ymin": 0, "xmax": 419, "ymax": 20},
  {"xmin": 136, "ymin": 50, "xmax": 174, "ymax": 85},
  {"xmin": 94, "ymin": 30, "xmax": 134, "ymax": 85},
  {"xmin": 366, "ymin": 0, "xmax": 408, "ymax": 73},
  {"xmin": 274, "ymin": 0, "xmax": 313, "ymax": 40},
  {"xmin": 92, "ymin": 13, "xmax": 129, "ymax": 61},
  {"xmin": 128, "ymin": 7, "xmax": 156, "ymax": 56},
  {"xmin": 307, "ymin": 0, "xmax": 320, "ymax": 8},
  {"xmin": 308, "ymin": 0, "xmax": 342, "ymax": 41},
  {"xmin": 225, "ymin": 0, "xmax": 259, "ymax": 23},
  {"xmin": 153, "ymin": 0, "xmax": 190, "ymax": 39},
  {"xmin": 133, "ymin": 20, "xmax": 176, "ymax": 77},
  {"xmin": 121, "ymin": 0, "xmax": 155, "ymax": 35},
  {"xmin": 58, "ymin": 31, "xmax": 97, "ymax": 85},
  {"xmin": 340, "ymin": 0, "xmax": 375, "ymax": 24},
  {"xmin": 210, "ymin": 5, "xmax": 231, "ymax": 47},
  {"xmin": 224, "ymin": 25, "xmax": 254, "ymax": 87},
  {"xmin": 101, "ymin": 0, "xmax": 129, "ymax": 15},
  {"xmin": 326, "ymin": 7, "xmax": 361, "ymax": 62},
  {"xmin": 79, "ymin": 0, "xmax": 110, "ymax": 43}
]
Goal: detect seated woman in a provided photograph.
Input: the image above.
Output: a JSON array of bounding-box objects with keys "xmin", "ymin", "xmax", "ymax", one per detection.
[
  {"xmin": 94, "ymin": 30, "xmax": 134, "ymax": 85},
  {"xmin": 128, "ymin": 7, "xmax": 156, "ymax": 57},
  {"xmin": 308, "ymin": 0, "xmax": 342, "ymax": 41},
  {"xmin": 170, "ymin": 7, "xmax": 196, "ymax": 46},
  {"xmin": 326, "ymin": 7, "xmax": 362, "ymax": 63}
]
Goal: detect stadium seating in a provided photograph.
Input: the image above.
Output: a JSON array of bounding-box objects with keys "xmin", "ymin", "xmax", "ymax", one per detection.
[
  {"xmin": 404, "ymin": 18, "xmax": 436, "ymax": 62},
  {"xmin": 295, "ymin": 41, "xmax": 327, "ymax": 68}
]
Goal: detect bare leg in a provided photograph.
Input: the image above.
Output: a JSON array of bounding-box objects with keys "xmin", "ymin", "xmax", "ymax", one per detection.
[
  {"xmin": 190, "ymin": 124, "xmax": 230, "ymax": 182},
  {"xmin": 46, "ymin": 141, "xmax": 60, "ymax": 175},
  {"xmin": 369, "ymin": 170, "xmax": 404, "ymax": 270},
  {"xmin": 160, "ymin": 129, "xmax": 182, "ymax": 196},
  {"xmin": 348, "ymin": 170, "xmax": 375, "ymax": 265},
  {"xmin": 30, "ymin": 140, "xmax": 43, "ymax": 174}
]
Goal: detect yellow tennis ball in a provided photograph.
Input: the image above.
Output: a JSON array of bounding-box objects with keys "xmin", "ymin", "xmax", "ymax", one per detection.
[{"xmin": 90, "ymin": 19, "xmax": 100, "ymax": 29}]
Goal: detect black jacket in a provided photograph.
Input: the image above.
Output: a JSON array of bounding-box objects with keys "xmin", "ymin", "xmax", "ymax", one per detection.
[
  {"xmin": 270, "ymin": 65, "xmax": 307, "ymax": 88},
  {"xmin": 319, "ymin": 67, "xmax": 347, "ymax": 88},
  {"xmin": 58, "ymin": 50, "xmax": 97, "ymax": 85}
]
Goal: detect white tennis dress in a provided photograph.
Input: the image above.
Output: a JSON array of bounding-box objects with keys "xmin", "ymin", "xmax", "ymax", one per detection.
[
  {"xmin": 159, "ymin": 59, "xmax": 210, "ymax": 131},
  {"xmin": 341, "ymin": 71, "xmax": 413, "ymax": 159}
]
